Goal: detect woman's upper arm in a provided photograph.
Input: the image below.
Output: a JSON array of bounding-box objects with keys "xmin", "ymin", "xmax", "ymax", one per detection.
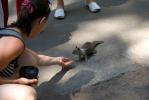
[{"xmin": 0, "ymin": 36, "xmax": 24, "ymax": 70}]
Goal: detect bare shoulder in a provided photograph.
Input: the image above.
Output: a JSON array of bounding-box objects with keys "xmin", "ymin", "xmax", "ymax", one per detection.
[
  {"xmin": 0, "ymin": 36, "xmax": 24, "ymax": 49},
  {"xmin": 0, "ymin": 36, "xmax": 24, "ymax": 67}
]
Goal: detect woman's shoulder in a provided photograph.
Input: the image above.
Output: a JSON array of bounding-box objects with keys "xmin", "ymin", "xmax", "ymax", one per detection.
[
  {"xmin": 0, "ymin": 36, "xmax": 24, "ymax": 54},
  {"xmin": 0, "ymin": 28, "xmax": 25, "ymax": 56},
  {"xmin": 0, "ymin": 28, "xmax": 25, "ymax": 41},
  {"xmin": 0, "ymin": 36, "xmax": 24, "ymax": 68},
  {"xmin": 0, "ymin": 28, "xmax": 25, "ymax": 69},
  {"xmin": 0, "ymin": 28, "xmax": 25, "ymax": 48}
]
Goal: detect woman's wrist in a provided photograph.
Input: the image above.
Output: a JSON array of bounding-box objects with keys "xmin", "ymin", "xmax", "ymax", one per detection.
[
  {"xmin": 52, "ymin": 57, "xmax": 61, "ymax": 65},
  {"xmin": 11, "ymin": 79, "xmax": 19, "ymax": 84}
]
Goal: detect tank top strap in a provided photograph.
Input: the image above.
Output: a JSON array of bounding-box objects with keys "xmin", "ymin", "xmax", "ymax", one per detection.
[{"xmin": 0, "ymin": 28, "xmax": 25, "ymax": 42}]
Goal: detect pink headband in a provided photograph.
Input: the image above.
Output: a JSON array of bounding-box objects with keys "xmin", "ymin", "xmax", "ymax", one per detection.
[{"xmin": 22, "ymin": 0, "xmax": 34, "ymax": 13}]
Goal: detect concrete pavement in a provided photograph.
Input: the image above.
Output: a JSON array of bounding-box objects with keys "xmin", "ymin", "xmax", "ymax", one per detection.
[{"xmin": 8, "ymin": 0, "xmax": 149, "ymax": 100}]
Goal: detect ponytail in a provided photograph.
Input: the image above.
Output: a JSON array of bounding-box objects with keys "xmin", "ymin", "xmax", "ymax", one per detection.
[
  {"xmin": 16, "ymin": 6, "xmax": 32, "ymax": 36},
  {"xmin": 10, "ymin": 0, "xmax": 50, "ymax": 36}
]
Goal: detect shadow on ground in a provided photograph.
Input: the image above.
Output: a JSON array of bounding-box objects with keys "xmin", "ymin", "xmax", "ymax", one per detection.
[
  {"xmin": 21, "ymin": 0, "xmax": 149, "ymax": 100},
  {"xmin": 73, "ymin": 67, "xmax": 149, "ymax": 100},
  {"xmin": 37, "ymin": 69, "xmax": 95, "ymax": 100},
  {"xmin": 25, "ymin": 0, "xmax": 132, "ymax": 51},
  {"xmin": 36, "ymin": 34, "xmax": 142, "ymax": 100}
]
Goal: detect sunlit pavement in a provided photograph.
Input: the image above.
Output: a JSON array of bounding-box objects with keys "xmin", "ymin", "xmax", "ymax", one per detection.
[{"xmin": 8, "ymin": 0, "xmax": 149, "ymax": 100}]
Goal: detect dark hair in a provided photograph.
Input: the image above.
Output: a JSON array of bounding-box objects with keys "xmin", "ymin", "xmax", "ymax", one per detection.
[{"xmin": 11, "ymin": 0, "xmax": 50, "ymax": 36}]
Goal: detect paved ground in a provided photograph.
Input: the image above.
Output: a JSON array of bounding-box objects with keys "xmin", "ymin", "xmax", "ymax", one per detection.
[
  {"xmin": 8, "ymin": 0, "xmax": 149, "ymax": 100},
  {"xmin": 71, "ymin": 67, "xmax": 149, "ymax": 100}
]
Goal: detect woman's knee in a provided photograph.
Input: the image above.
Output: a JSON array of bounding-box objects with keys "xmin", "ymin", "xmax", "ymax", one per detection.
[
  {"xmin": 0, "ymin": 84, "xmax": 37, "ymax": 100},
  {"xmin": 21, "ymin": 85, "xmax": 37, "ymax": 100}
]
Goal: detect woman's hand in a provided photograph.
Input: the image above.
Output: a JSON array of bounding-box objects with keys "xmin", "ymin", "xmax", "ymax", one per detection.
[
  {"xmin": 15, "ymin": 77, "xmax": 38, "ymax": 86},
  {"xmin": 56, "ymin": 57, "xmax": 73, "ymax": 69}
]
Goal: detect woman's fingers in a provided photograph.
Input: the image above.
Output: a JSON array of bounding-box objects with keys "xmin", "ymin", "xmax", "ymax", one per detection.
[{"xmin": 28, "ymin": 79, "xmax": 38, "ymax": 84}]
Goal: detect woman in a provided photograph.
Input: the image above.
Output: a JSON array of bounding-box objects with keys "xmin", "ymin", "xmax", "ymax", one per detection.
[{"xmin": 0, "ymin": 0, "xmax": 72, "ymax": 100}]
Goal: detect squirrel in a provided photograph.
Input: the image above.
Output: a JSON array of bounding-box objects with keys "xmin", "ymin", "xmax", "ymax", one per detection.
[{"xmin": 72, "ymin": 41, "xmax": 104, "ymax": 61}]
